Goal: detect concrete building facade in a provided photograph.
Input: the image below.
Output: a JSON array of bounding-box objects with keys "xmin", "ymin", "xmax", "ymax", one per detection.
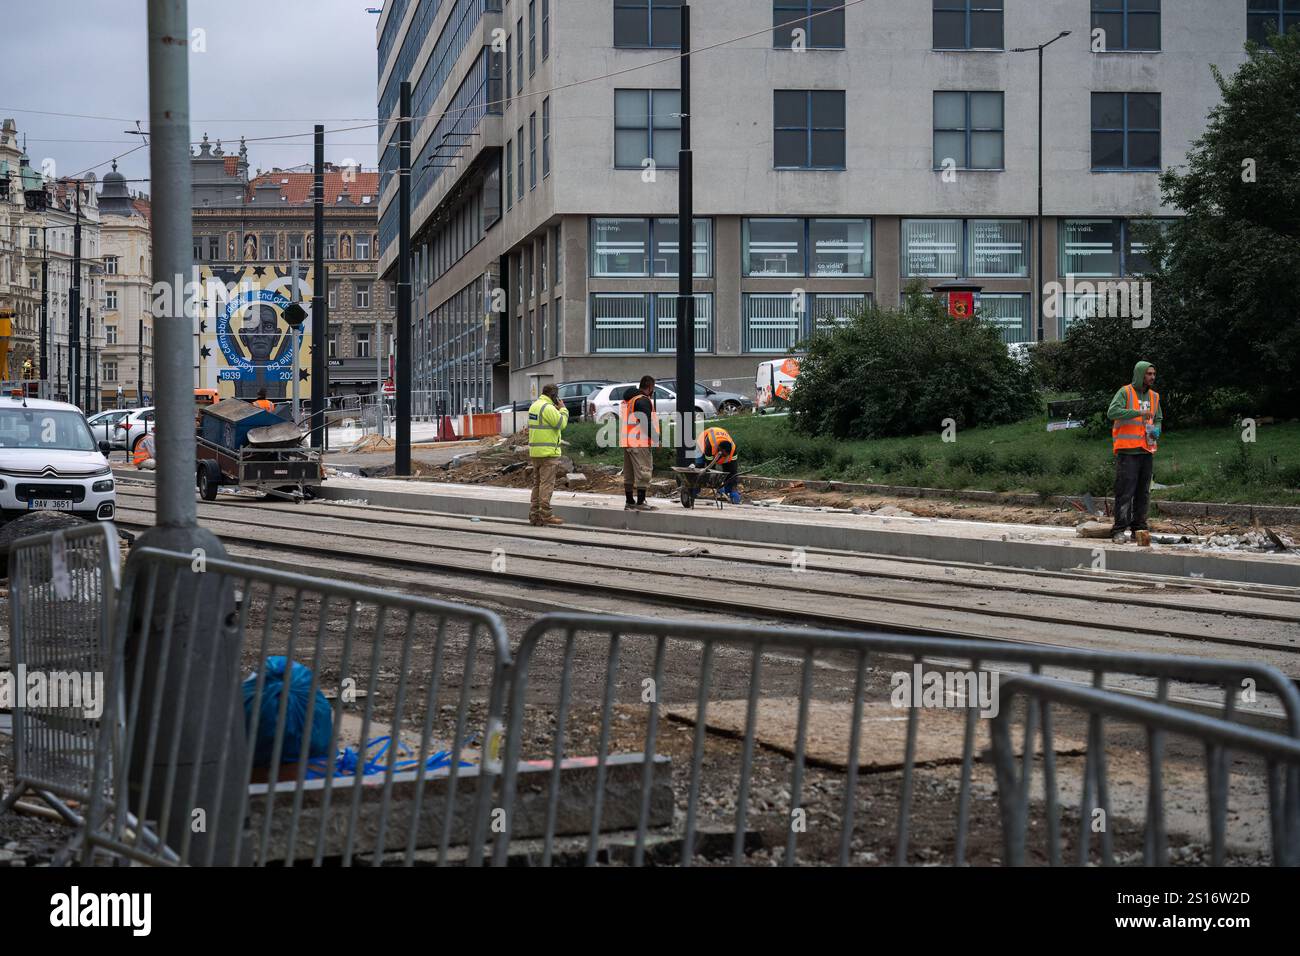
[
  {"xmin": 377, "ymin": 0, "xmax": 1282, "ymax": 410},
  {"xmin": 98, "ymin": 163, "xmax": 154, "ymax": 407}
]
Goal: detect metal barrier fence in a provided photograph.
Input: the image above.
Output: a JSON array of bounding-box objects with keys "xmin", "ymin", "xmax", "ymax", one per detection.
[
  {"xmin": 993, "ymin": 674, "xmax": 1300, "ymax": 867},
  {"xmin": 0, "ymin": 521, "xmax": 120, "ymax": 831},
  {"xmin": 81, "ymin": 546, "xmax": 510, "ymax": 867},
  {"xmin": 492, "ymin": 613, "xmax": 1300, "ymax": 867}
]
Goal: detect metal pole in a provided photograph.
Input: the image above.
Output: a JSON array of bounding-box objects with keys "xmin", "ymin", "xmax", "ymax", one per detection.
[
  {"xmin": 375, "ymin": 315, "xmax": 383, "ymax": 437},
  {"xmin": 69, "ymin": 187, "xmax": 81, "ymax": 407},
  {"xmin": 137, "ymin": 316, "xmax": 144, "ymax": 405},
  {"xmin": 396, "ymin": 81, "xmax": 412, "ymax": 475},
  {"xmin": 311, "ymin": 126, "xmax": 326, "ymax": 448},
  {"xmin": 39, "ymin": 232, "xmax": 48, "ymax": 379},
  {"xmin": 674, "ymin": 3, "xmax": 694, "ymax": 468},
  {"xmin": 1036, "ymin": 45, "xmax": 1044, "ymax": 343},
  {"xmin": 85, "ymin": 305, "xmax": 93, "ymax": 411},
  {"xmin": 291, "ymin": 257, "xmax": 301, "ymax": 422}
]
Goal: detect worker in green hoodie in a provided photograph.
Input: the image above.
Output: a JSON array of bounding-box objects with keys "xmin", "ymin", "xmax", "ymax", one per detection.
[{"xmin": 1107, "ymin": 360, "xmax": 1162, "ymax": 542}]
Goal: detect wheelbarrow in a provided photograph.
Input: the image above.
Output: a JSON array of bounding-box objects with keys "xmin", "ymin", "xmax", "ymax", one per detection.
[{"xmin": 671, "ymin": 464, "xmax": 732, "ymax": 509}]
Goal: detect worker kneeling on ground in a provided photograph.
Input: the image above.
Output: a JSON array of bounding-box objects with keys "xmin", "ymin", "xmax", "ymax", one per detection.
[
  {"xmin": 620, "ymin": 375, "xmax": 658, "ymax": 512},
  {"xmin": 527, "ymin": 383, "xmax": 569, "ymax": 527},
  {"xmin": 695, "ymin": 425, "xmax": 741, "ymax": 505},
  {"xmin": 133, "ymin": 429, "xmax": 156, "ymax": 470},
  {"xmin": 1108, "ymin": 360, "xmax": 1162, "ymax": 543}
]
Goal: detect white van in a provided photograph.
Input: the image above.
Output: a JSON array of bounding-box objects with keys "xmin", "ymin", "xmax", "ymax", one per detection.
[
  {"xmin": 755, "ymin": 357, "xmax": 801, "ymax": 413},
  {"xmin": 0, "ymin": 396, "xmax": 116, "ymax": 521}
]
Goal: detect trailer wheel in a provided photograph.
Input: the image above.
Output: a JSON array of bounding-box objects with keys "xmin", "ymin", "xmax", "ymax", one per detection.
[{"xmin": 197, "ymin": 460, "xmax": 220, "ymax": 501}]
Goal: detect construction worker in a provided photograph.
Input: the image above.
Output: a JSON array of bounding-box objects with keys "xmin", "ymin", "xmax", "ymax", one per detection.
[
  {"xmin": 133, "ymin": 429, "xmax": 156, "ymax": 470},
  {"xmin": 1108, "ymin": 360, "xmax": 1162, "ymax": 542},
  {"xmin": 620, "ymin": 375, "xmax": 658, "ymax": 511},
  {"xmin": 527, "ymin": 383, "xmax": 569, "ymax": 526},
  {"xmin": 695, "ymin": 425, "xmax": 741, "ymax": 505},
  {"xmin": 252, "ymin": 388, "xmax": 275, "ymax": 413}
]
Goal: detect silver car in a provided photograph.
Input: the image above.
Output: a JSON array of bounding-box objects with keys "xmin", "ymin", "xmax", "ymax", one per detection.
[
  {"xmin": 660, "ymin": 380, "xmax": 754, "ymax": 417},
  {"xmin": 86, "ymin": 409, "xmax": 132, "ymax": 449},
  {"xmin": 113, "ymin": 406, "xmax": 156, "ymax": 457}
]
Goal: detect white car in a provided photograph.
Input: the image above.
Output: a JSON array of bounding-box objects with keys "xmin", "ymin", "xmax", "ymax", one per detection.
[
  {"xmin": 0, "ymin": 397, "xmax": 116, "ymax": 521},
  {"xmin": 586, "ymin": 383, "xmax": 717, "ymax": 424},
  {"xmin": 86, "ymin": 409, "xmax": 132, "ymax": 449}
]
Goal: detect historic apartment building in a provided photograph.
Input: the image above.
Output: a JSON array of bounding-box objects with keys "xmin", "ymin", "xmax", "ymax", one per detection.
[
  {"xmin": 190, "ymin": 135, "xmax": 395, "ymax": 398},
  {"xmin": 376, "ymin": 0, "xmax": 1295, "ymax": 411},
  {"xmin": 98, "ymin": 162, "xmax": 154, "ymax": 407}
]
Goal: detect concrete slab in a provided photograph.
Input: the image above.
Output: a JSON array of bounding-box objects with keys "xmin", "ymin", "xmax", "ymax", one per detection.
[
  {"xmin": 665, "ymin": 698, "xmax": 1086, "ymax": 772},
  {"xmin": 246, "ymin": 752, "xmax": 672, "ymax": 862},
  {"xmin": 307, "ymin": 475, "xmax": 1300, "ymax": 587}
]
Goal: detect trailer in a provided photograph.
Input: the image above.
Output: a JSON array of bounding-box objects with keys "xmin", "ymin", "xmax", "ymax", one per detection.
[{"xmin": 196, "ymin": 398, "xmax": 323, "ymax": 502}]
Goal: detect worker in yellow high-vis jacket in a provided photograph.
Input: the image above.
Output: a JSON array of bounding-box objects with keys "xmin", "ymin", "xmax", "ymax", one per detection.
[{"xmin": 527, "ymin": 383, "xmax": 569, "ymax": 527}]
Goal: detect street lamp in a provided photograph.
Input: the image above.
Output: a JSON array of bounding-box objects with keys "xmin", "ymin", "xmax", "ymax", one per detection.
[{"xmin": 1011, "ymin": 29, "xmax": 1070, "ymax": 343}]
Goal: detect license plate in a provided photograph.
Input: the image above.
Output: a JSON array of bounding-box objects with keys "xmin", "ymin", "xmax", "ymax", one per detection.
[{"xmin": 28, "ymin": 499, "xmax": 73, "ymax": 511}]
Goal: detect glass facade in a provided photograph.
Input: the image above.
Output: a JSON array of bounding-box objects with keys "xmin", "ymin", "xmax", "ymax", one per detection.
[{"xmin": 590, "ymin": 293, "xmax": 713, "ymax": 353}]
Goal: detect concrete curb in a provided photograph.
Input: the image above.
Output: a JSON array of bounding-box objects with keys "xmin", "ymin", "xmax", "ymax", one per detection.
[{"xmin": 306, "ymin": 480, "xmax": 1300, "ymax": 587}]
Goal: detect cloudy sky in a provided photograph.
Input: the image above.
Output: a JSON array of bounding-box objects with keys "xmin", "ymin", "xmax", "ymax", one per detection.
[{"xmin": 2, "ymin": 0, "xmax": 383, "ymax": 190}]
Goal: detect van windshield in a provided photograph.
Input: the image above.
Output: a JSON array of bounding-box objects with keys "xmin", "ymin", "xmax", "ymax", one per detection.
[{"xmin": 0, "ymin": 409, "xmax": 97, "ymax": 451}]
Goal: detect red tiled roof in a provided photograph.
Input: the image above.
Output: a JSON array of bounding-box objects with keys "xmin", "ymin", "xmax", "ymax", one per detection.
[
  {"xmin": 223, "ymin": 155, "xmax": 240, "ymax": 176},
  {"xmin": 247, "ymin": 170, "xmax": 380, "ymax": 206},
  {"xmin": 132, "ymin": 197, "xmax": 151, "ymax": 222}
]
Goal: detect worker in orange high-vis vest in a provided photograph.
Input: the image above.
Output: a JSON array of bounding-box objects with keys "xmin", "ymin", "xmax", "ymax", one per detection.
[
  {"xmin": 252, "ymin": 388, "xmax": 275, "ymax": 413},
  {"xmin": 1108, "ymin": 360, "xmax": 1162, "ymax": 542},
  {"xmin": 620, "ymin": 375, "xmax": 659, "ymax": 511},
  {"xmin": 695, "ymin": 425, "xmax": 741, "ymax": 504}
]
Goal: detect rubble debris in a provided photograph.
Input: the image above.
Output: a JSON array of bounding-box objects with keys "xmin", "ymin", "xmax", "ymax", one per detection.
[
  {"xmin": 565, "ymin": 473, "xmax": 588, "ymax": 487},
  {"xmin": 1075, "ymin": 521, "xmax": 1114, "ymax": 539}
]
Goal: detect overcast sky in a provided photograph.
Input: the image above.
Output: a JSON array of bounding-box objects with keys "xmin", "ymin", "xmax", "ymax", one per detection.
[{"xmin": 2, "ymin": 0, "xmax": 382, "ymax": 192}]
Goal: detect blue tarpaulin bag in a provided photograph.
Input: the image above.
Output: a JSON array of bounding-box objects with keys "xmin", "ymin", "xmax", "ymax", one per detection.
[{"xmin": 242, "ymin": 656, "xmax": 334, "ymax": 767}]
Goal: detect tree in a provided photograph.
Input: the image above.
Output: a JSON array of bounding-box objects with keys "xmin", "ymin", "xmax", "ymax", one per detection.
[{"xmin": 1062, "ymin": 29, "xmax": 1300, "ymax": 421}]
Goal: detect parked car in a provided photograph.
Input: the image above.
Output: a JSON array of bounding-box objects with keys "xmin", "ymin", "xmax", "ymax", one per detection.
[
  {"xmin": 659, "ymin": 379, "xmax": 754, "ymax": 417},
  {"xmin": 86, "ymin": 409, "xmax": 132, "ymax": 449},
  {"xmin": 556, "ymin": 380, "xmax": 612, "ymax": 420},
  {"xmin": 113, "ymin": 406, "xmax": 156, "ymax": 456},
  {"xmin": 586, "ymin": 383, "xmax": 717, "ymax": 424},
  {"xmin": 0, "ymin": 395, "xmax": 116, "ymax": 520}
]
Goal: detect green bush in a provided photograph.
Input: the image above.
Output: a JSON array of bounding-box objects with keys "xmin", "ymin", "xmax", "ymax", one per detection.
[
  {"xmin": 1056, "ymin": 451, "xmax": 1084, "ymax": 476},
  {"xmin": 1026, "ymin": 340, "xmax": 1077, "ymax": 392},
  {"xmin": 789, "ymin": 283, "xmax": 1032, "ymax": 439},
  {"xmin": 1004, "ymin": 449, "xmax": 1049, "ymax": 476}
]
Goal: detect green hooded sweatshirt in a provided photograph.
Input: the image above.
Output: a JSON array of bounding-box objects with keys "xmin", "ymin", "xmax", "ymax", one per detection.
[{"xmin": 1107, "ymin": 360, "xmax": 1163, "ymax": 455}]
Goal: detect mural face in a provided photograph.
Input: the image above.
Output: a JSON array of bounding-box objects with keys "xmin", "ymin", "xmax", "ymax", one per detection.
[{"xmin": 194, "ymin": 265, "xmax": 313, "ymax": 400}]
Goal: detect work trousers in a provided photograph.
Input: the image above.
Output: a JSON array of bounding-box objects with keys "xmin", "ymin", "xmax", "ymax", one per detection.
[
  {"xmin": 530, "ymin": 457, "xmax": 560, "ymax": 521},
  {"xmin": 1111, "ymin": 452, "xmax": 1154, "ymax": 534}
]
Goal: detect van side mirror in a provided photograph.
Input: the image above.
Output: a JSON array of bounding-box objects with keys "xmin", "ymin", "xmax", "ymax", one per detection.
[{"xmin": 98, "ymin": 440, "xmax": 113, "ymax": 454}]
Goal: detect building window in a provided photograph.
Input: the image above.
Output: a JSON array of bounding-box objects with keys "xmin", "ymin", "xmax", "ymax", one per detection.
[
  {"xmin": 773, "ymin": 1, "xmax": 844, "ymax": 49},
  {"xmin": 933, "ymin": 0, "xmax": 1003, "ymax": 50},
  {"xmin": 742, "ymin": 292, "xmax": 871, "ymax": 352},
  {"xmin": 388, "ymin": 284, "xmax": 397, "ymax": 309},
  {"xmin": 104, "ymin": 256, "xmax": 118, "ymax": 275},
  {"xmin": 540, "ymin": 235, "xmax": 548, "ymax": 289},
  {"xmin": 105, "ymin": 324, "xmax": 118, "ymax": 345},
  {"xmin": 774, "ymin": 90, "xmax": 845, "ymax": 169},
  {"xmin": 193, "ymin": 238, "xmax": 203, "ymax": 261},
  {"xmin": 614, "ymin": 89, "xmax": 681, "ymax": 168},
  {"xmin": 542, "ymin": 0, "xmax": 550, "ymax": 58},
  {"xmin": 1091, "ymin": 0, "xmax": 1161, "ymax": 52},
  {"xmin": 1059, "ymin": 218, "xmax": 1172, "ymax": 277},
  {"xmin": 104, "ymin": 291, "xmax": 118, "ymax": 311},
  {"xmin": 27, "ymin": 228, "xmax": 37, "ymax": 249},
  {"xmin": 103, "ymin": 362, "xmax": 118, "ymax": 383},
  {"xmin": 289, "ymin": 234, "xmax": 304, "ymax": 258},
  {"xmin": 934, "ymin": 91, "xmax": 1004, "ymax": 169},
  {"xmin": 355, "ymin": 234, "xmax": 371, "ymax": 259},
  {"xmin": 356, "ymin": 282, "xmax": 371, "ymax": 309},
  {"xmin": 261, "ymin": 235, "xmax": 275, "ymax": 259},
  {"xmin": 614, "ymin": 0, "xmax": 682, "ymax": 48},
  {"xmin": 328, "ymin": 282, "xmax": 339, "ymax": 309},
  {"xmin": 967, "ymin": 219, "xmax": 1030, "ymax": 277},
  {"xmin": 980, "ymin": 294, "xmax": 1033, "ymax": 345},
  {"xmin": 506, "ymin": 34, "xmax": 513, "ymax": 105},
  {"xmin": 326, "ymin": 234, "xmax": 338, "ymax": 259},
  {"xmin": 1248, "ymin": 0, "xmax": 1300, "ymax": 46},
  {"xmin": 506, "ymin": 139, "xmax": 514, "ymax": 209},
  {"xmin": 529, "ymin": 0, "xmax": 537, "ymax": 74},
  {"xmin": 1091, "ymin": 92, "xmax": 1161, "ymax": 170},
  {"xmin": 589, "ymin": 292, "xmax": 713, "ymax": 353},
  {"xmin": 516, "ymin": 18, "xmax": 524, "ymax": 92},
  {"xmin": 542, "ymin": 97, "xmax": 551, "ymax": 177},
  {"xmin": 743, "ymin": 218, "xmax": 870, "ymax": 276},
  {"xmin": 590, "ymin": 217, "xmax": 713, "ymax": 277},
  {"xmin": 328, "ymin": 332, "xmax": 339, "ymax": 358},
  {"xmin": 208, "ymin": 236, "xmax": 220, "ymax": 261},
  {"xmin": 901, "ymin": 218, "xmax": 1029, "ymax": 277},
  {"xmin": 529, "ymin": 112, "xmax": 538, "ymax": 188},
  {"xmin": 356, "ymin": 329, "xmax": 371, "ymax": 358},
  {"xmin": 517, "ymin": 126, "xmax": 525, "ymax": 200}
]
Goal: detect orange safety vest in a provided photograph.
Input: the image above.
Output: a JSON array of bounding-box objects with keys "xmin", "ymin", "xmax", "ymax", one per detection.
[
  {"xmin": 253, "ymin": 399, "xmax": 275, "ymax": 412},
  {"xmin": 133, "ymin": 434, "xmax": 155, "ymax": 467},
  {"xmin": 620, "ymin": 393, "xmax": 659, "ymax": 448},
  {"xmin": 1112, "ymin": 384, "xmax": 1159, "ymax": 454},
  {"xmin": 699, "ymin": 426, "xmax": 736, "ymax": 464}
]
